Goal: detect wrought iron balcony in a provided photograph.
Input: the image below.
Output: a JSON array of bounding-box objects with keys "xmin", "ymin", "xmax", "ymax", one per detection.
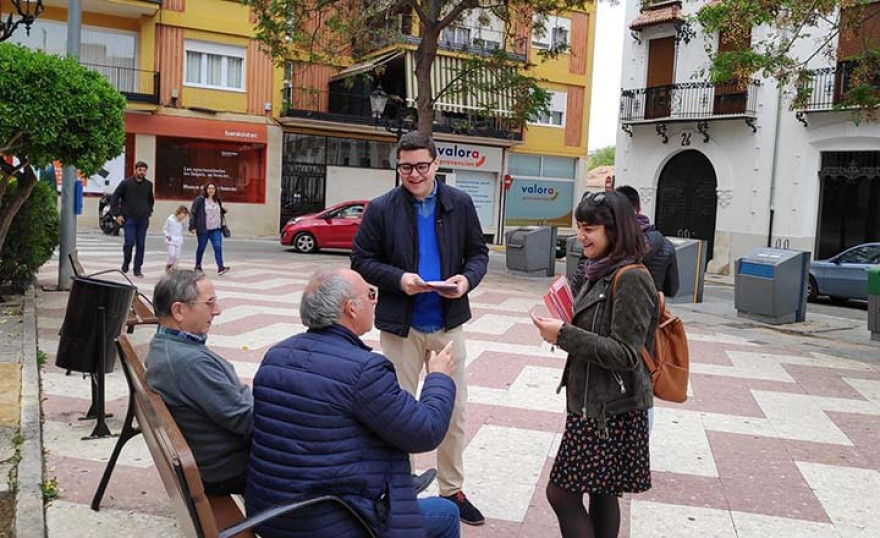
[
  {"xmin": 796, "ymin": 61, "xmax": 880, "ymax": 115},
  {"xmin": 82, "ymin": 63, "xmax": 159, "ymax": 104},
  {"xmin": 282, "ymin": 86, "xmax": 522, "ymax": 141},
  {"xmin": 620, "ymin": 80, "xmax": 760, "ymax": 123}
]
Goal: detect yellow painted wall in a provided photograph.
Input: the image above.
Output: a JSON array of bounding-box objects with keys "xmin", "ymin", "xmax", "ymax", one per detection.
[
  {"xmin": 185, "ymin": 87, "xmax": 248, "ymax": 112},
  {"xmin": 516, "ymin": 7, "xmax": 596, "ymax": 158},
  {"xmin": 160, "ymin": 0, "xmax": 253, "ymax": 37}
]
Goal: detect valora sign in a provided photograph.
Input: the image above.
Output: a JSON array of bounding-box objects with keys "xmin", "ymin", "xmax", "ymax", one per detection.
[{"xmin": 435, "ymin": 143, "xmax": 502, "ymax": 172}]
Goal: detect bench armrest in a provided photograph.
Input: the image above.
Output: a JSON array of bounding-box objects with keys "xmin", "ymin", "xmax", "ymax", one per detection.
[{"xmin": 217, "ymin": 495, "xmax": 376, "ymax": 538}]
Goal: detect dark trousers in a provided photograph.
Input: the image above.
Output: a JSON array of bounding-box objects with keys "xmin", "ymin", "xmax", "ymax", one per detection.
[
  {"xmin": 196, "ymin": 229, "xmax": 224, "ymax": 270},
  {"xmin": 122, "ymin": 216, "xmax": 149, "ymax": 272}
]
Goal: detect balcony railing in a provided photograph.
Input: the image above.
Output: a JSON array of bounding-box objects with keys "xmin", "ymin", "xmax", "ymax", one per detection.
[
  {"xmin": 83, "ymin": 63, "xmax": 159, "ymax": 104},
  {"xmin": 797, "ymin": 61, "xmax": 880, "ymax": 112},
  {"xmin": 282, "ymin": 86, "xmax": 522, "ymax": 141},
  {"xmin": 620, "ymin": 80, "xmax": 760, "ymax": 123}
]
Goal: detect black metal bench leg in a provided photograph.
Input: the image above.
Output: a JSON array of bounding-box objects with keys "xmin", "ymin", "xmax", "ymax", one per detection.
[{"xmin": 90, "ymin": 385, "xmax": 140, "ymax": 510}]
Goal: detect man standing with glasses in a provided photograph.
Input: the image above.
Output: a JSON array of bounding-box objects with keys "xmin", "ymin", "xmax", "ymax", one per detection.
[
  {"xmin": 352, "ymin": 131, "xmax": 489, "ymax": 525},
  {"xmin": 145, "ymin": 270, "xmax": 253, "ymax": 528}
]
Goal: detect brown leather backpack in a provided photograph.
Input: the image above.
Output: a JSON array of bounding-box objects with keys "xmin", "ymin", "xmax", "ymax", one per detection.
[{"xmin": 612, "ymin": 265, "xmax": 689, "ymax": 403}]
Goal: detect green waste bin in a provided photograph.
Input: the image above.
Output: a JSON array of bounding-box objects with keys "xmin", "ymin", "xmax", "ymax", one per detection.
[{"xmin": 868, "ymin": 267, "xmax": 880, "ymax": 341}]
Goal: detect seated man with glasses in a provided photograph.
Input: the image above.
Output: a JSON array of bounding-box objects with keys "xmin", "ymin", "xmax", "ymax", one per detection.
[{"xmin": 145, "ymin": 269, "xmax": 253, "ymax": 531}]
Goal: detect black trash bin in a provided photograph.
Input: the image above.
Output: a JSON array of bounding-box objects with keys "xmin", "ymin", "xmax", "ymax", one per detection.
[{"xmin": 56, "ymin": 276, "xmax": 136, "ymax": 374}]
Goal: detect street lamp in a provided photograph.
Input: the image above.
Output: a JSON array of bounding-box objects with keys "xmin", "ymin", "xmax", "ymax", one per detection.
[
  {"xmin": 0, "ymin": 0, "xmax": 44, "ymax": 42},
  {"xmin": 370, "ymin": 84, "xmax": 411, "ymax": 140}
]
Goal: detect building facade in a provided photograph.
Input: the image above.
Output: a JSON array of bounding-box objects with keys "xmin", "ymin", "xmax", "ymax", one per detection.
[
  {"xmin": 280, "ymin": 6, "xmax": 596, "ymax": 243},
  {"xmin": 16, "ymin": 0, "xmax": 284, "ymax": 236},
  {"xmin": 615, "ymin": 0, "xmax": 880, "ymax": 274}
]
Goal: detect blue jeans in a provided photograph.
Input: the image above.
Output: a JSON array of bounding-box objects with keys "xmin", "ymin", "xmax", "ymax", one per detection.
[
  {"xmin": 122, "ymin": 216, "xmax": 149, "ymax": 272},
  {"xmin": 419, "ymin": 497, "xmax": 460, "ymax": 538},
  {"xmin": 195, "ymin": 229, "xmax": 224, "ymax": 270}
]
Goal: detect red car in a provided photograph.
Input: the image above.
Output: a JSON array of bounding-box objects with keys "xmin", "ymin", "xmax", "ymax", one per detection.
[{"xmin": 280, "ymin": 200, "xmax": 369, "ymax": 253}]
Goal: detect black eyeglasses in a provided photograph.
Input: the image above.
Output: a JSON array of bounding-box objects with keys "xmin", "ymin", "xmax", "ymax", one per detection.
[
  {"xmin": 397, "ymin": 161, "xmax": 434, "ymax": 175},
  {"xmin": 367, "ymin": 287, "xmax": 377, "ymax": 301}
]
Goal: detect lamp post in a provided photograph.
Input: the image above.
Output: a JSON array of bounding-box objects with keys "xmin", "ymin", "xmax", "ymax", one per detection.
[
  {"xmin": 0, "ymin": 0, "xmax": 44, "ymax": 42},
  {"xmin": 370, "ymin": 84, "xmax": 410, "ymax": 140}
]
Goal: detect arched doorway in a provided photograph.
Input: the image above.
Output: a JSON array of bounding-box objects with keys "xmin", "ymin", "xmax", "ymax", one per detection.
[{"xmin": 655, "ymin": 150, "xmax": 718, "ymax": 261}]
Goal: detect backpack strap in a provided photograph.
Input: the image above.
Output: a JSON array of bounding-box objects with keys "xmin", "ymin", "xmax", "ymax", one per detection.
[
  {"xmin": 610, "ymin": 264, "xmax": 649, "ymax": 298},
  {"xmin": 610, "ymin": 263, "xmax": 661, "ymax": 353}
]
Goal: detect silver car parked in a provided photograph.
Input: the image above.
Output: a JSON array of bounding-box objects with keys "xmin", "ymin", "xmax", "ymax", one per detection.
[{"xmin": 808, "ymin": 242, "xmax": 880, "ymax": 302}]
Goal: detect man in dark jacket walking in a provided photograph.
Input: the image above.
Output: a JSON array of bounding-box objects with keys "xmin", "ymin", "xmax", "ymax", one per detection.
[
  {"xmin": 247, "ymin": 269, "xmax": 460, "ymax": 538},
  {"xmin": 351, "ymin": 132, "xmax": 489, "ymax": 525},
  {"xmin": 110, "ymin": 160, "xmax": 154, "ymax": 277},
  {"xmin": 616, "ymin": 185, "xmax": 679, "ymax": 297}
]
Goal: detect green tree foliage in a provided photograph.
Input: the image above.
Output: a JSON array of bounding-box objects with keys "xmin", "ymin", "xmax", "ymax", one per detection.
[
  {"xmin": 588, "ymin": 145, "xmax": 615, "ymax": 170},
  {"xmin": 0, "ymin": 43, "xmax": 126, "ymax": 259},
  {"xmin": 0, "ymin": 180, "xmax": 60, "ymax": 290},
  {"xmin": 695, "ymin": 0, "xmax": 880, "ymax": 115},
  {"xmin": 244, "ymin": 0, "xmax": 597, "ymax": 133}
]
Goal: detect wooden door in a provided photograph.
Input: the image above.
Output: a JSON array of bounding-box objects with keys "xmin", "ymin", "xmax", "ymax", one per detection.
[
  {"xmin": 645, "ymin": 37, "xmax": 675, "ymax": 119},
  {"xmin": 656, "ymin": 150, "xmax": 718, "ymax": 262},
  {"xmin": 714, "ymin": 30, "xmax": 751, "ymax": 115}
]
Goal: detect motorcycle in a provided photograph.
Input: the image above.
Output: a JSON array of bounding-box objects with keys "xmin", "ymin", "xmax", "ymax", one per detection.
[{"xmin": 98, "ymin": 193, "xmax": 120, "ymax": 236}]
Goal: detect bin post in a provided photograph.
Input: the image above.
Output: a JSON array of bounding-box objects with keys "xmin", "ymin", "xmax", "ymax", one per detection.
[
  {"xmin": 547, "ymin": 226, "xmax": 557, "ymax": 277},
  {"xmin": 868, "ymin": 267, "xmax": 880, "ymax": 341}
]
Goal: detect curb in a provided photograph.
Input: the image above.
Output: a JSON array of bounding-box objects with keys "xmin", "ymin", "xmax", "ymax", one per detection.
[{"xmin": 15, "ymin": 286, "xmax": 45, "ymax": 538}]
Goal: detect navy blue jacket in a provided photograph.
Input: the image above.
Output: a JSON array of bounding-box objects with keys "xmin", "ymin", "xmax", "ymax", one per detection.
[
  {"xmin": 245, "ymin": 325, "xmax": 456, "ymax": 538},
  {"xmin": 351, "ymin": 182, "xmax": 489, "ymax": 337}
]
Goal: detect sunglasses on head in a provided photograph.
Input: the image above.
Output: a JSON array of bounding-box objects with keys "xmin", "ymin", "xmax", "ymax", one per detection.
[{"xmin": 581, "ymin": 191, "xmax": 608, "ymax": 205}]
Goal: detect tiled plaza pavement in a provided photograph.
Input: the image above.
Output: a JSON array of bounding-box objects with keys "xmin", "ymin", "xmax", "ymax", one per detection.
[{"xmin": 33, "ymin": 235, "xmax": 880, "ymax": 537}]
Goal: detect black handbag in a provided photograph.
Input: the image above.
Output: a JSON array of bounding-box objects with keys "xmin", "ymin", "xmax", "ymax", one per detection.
[{"xmin": 221, "ymin": 214, "xmax": 231, "ymax": 238}]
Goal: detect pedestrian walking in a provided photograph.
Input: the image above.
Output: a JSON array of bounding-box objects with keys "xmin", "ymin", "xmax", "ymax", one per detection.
[
  {"xmin": 531, "ymin": 191, "xmax": 658, "ymax": 538},
  {"xmin": 351, "ymin": 131, "xmax": 489, "ymax": 526},
  {"xmin": 189, "ymin": 183, "xmax": 230, "ymax": 275},
  {"xmin": 163, "ymin": 205, "xmax": 189, "ymax": 273},
  {"xmin": 110, "ymin": 160, "xmax": 154, "ymax": 277}
]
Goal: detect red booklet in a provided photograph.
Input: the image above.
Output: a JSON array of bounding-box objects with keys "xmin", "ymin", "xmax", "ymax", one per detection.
[{"xmin": 543, "ymin": 276, "xmax": 574, "ymax": 323}]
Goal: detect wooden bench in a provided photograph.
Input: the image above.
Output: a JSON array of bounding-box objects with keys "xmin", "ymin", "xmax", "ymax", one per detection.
[
  {"xmin": 69, "ymin": 251, "xmax": 158, "ymax": 331},
  {"xmin": 91, "ymin": 335, "xmax": 376, "ymax": 538}
]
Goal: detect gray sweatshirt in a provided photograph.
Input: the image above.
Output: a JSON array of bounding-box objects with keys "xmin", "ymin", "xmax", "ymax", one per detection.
[{"xmin": 145, "ymin": 331, "xmax": 253, "ymax": 485}]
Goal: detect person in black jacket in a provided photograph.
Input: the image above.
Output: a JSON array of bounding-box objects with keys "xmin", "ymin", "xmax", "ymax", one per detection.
[
  {"xmin": 111, "ymin": 160, "xmax": 154, "ymax": 277},
  {"xmin": 615, "ymin": 186, "xmax": 679, "ymax": 297},
  {"xmin": 351, "ymin": 132, "xmax": 489, "ymax": 526},
  {"xmin": 189, "ymin": 183, "xmax": 230, "ymax": 275}
]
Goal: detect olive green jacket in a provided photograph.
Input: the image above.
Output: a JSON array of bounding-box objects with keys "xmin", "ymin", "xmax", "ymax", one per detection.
[{"xmin": 556, "ymin": 265, "xmax": 657, "ymax": 432}]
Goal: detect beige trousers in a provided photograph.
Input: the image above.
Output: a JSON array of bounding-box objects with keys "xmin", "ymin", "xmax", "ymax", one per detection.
[{"xmin": 380, "ymin": 326, "xmax": 468, "ymax": 496}]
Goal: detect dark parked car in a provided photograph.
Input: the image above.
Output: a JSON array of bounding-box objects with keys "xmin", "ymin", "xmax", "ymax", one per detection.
[
  {"xmin": 280, "ymin": 200, "xmax": 369, "ymax": 253},
  {"xmin": 808, "ymin": 242, "xmax": 880, "ymax": 302}
]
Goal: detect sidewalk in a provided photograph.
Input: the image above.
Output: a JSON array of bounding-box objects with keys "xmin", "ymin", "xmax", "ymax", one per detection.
[{"xmin": 23, "ymin": 237, "xmax": 880, "ymax": 537}]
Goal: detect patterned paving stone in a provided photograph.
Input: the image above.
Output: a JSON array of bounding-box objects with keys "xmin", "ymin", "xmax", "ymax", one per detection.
[{"xmin": 33, "ymin": 236, "xmax": 880, "ymax": 536}]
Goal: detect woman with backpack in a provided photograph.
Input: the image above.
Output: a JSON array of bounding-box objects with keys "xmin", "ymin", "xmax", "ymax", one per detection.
[
  {"xmin": 189, "ymin": 182, "xmax": 231, "ymax": 275},
  {"xmin": 530, "ymin": 191, "xmax": 658, "ymax": 538}
]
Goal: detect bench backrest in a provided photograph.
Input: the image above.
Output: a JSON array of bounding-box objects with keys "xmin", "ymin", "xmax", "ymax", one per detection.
[
  {"xmin": 116, "ymin": 335, "xmax": 220, "ymax": 538},
  {"xmin": 69, "ymin": 252, "xmax": 85, "ymax": 278}
]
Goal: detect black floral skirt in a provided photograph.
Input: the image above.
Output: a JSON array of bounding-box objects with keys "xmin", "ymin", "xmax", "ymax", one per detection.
[{"xmin": 549, "ymin": 409, "xmax": 651, "ymax": 497}]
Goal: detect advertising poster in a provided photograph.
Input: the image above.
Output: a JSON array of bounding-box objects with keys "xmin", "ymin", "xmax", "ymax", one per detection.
[
  {"xmin": 49, "ymin": 152, "xmax": 125, "ymax": 195},
  {"xmin": 155, "ymin": 137, "xmax": 266, "ymax": 203},
  {"xmin": 504, "ymin": 178, "xmax": 574, "ymax": 227},
  {"xmin": 455, "ymin": 173, "xmax": 496, "ymax": 230}
]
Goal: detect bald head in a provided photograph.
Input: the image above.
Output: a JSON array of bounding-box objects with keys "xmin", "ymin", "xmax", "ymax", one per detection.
[{"xmin": 300, "ymin": 269, "xmax": 375, "ymax": 334}]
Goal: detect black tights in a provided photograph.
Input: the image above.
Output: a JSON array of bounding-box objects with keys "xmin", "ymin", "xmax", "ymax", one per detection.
[{"xmin": 546, "ymin": 483, "xmax": 621, "ymax": 538}]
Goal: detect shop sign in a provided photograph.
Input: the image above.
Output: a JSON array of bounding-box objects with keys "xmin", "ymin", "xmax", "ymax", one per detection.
[
  {"xmin": 435, "ymin": 142, "xmax": 502, "ymax": 172},
  {"xmin": 505, "ymin": 178, "xmax": 575, "ymax": 227}
]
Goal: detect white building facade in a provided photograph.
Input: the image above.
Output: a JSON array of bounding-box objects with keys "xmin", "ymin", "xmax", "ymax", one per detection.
[{"xmin": 615, "ymin": 0, "xmax": 880, "ymax": 274}]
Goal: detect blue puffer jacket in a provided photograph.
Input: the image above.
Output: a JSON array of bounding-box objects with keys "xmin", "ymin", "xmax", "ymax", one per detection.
[{"xmin": 245, "ymin": 324, "xmax": 456, "ymax": 538}]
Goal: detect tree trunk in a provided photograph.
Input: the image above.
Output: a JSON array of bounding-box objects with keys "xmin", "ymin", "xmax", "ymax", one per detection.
[
  {"xmin": 0, "ymin": 167, "xmax": 38, "ymax": 259},
  {"xmin": 415, "ymin": 20, "xmax": 440, "ymax": 135}
]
